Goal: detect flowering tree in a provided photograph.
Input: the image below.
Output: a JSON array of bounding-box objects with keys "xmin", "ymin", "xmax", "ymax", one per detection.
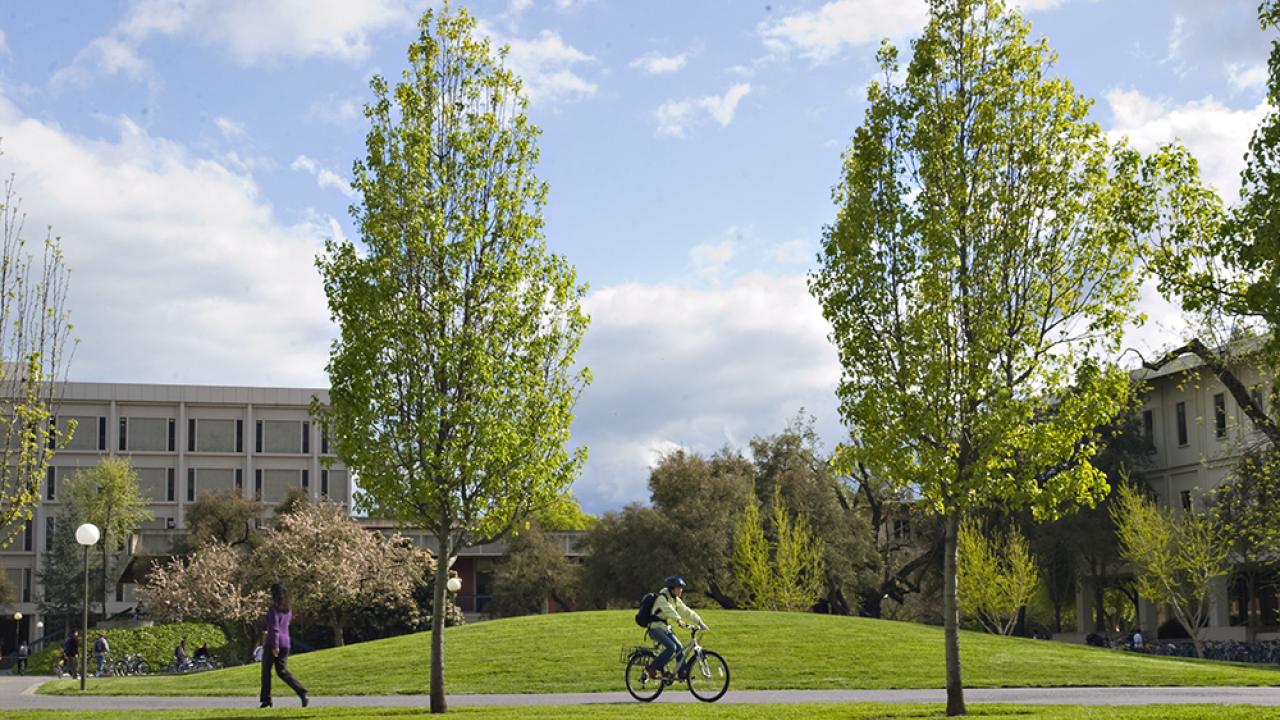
[
  {"xmin": 250, "ymin": 502, "xmax": 425, "ymax": 647},
  {"xmin": 143, "ymin": 543, "xmax": 267, "ymax": 660}
]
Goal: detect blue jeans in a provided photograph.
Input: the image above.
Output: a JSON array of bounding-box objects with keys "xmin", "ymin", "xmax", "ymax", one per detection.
[
  {"xmin": 96, "ymin": 654, "xmax": 107, "ymax": 676},
  {"xmin": 648, "ymin": 627, "xmax": 682, "ymax": 673}
]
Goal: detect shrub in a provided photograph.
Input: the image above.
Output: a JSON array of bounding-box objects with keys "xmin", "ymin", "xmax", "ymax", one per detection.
[{"xmin": 29, "ymin": 622, "xmax": 228, "ymax": 673}]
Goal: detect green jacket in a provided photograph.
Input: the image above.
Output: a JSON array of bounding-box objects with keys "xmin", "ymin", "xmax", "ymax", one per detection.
[{"xmin": 648, "ymin": 588, "xmax": 703, "ymax": 632}]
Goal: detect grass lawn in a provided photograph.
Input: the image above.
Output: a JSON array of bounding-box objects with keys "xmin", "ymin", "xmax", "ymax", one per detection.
[
  {"xmin": 7, "ymin": 704, "xmax": 1280, "ymax": 720},
  {"xmin": 37, "ymin": 610, "xmax": 1280, "ymax": 696}
]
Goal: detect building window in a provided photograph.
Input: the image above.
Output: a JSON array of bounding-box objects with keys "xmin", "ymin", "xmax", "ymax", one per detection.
[
  {"xmin": 46, "ymin": 466, "xmax": 55, "ymax": 500},
  {"xmin": 302, "ymin": 422, "xmax": 310, "ymax": 454},
  {"xmin": 98, "ymin": 417, "xmax": 106, "ymax": 451},
  {"xmin": 1181, "ymin": 490, "xmax": 1192, "ymax": 511},
  {"xmin": 892, "ymin": 518, "xmax": 911, "ymax": 541},
  {"xmin": 1142, "ymin": 410, "xmax": 1154, "ymax": 443},
  {"xmin": 236, "ymin": 420, "xmax": 244, "ymax": 453},
  {"xmin": 235, "ymin": 468, "xmax": 243, "ymax": 492},
  {"xmin": 187, "ymin": 468, "xmax": 196, "ymax": 502},
  {"xmin": 255, "ymin": 421, "xmax": 263, "ymax": 453},
  {"xmin": 321, "ymin": 427, "xmax": 330, "ymax": 455},
  {"xmin": 122, "ymin": 418, "xmax": 170, "ymax": 452},
  {"xmin": 21, "ymin": 568, "xmax": 31, "ymax": 603},
  {"xmin": 167, "ymin": 468, "xmax": 176, "ymax": 502},
  {"xmin": 321, "ymin": 469, "xmax": 329, "ymax": 498},
  {"xmin": 168, "ymin": 419, "xmax": 176, "ymax": 452},
  {"xmin": 1214, "ymin": 393, "xmax": 1227, "ymax": 439},
  {"xmin": 194, "ymin": 419, "xmax": 237, "ymax": 453},
  {"xmin": 259, "ymin": 420, "xmax": 303, "ymax": 454},
  {"xmin": 22, "ymin": 519, "xmax": 32, "ymax": 551},
  {"xmin": 254, "ymin": 469, "xmax": 263, "ymax": 501},
  {"xmin": 188, "ymin": 419, "xmax": 196, "ymax": 452},
  {"xmin": 58, "ymin": 416, "xmax": 103, "ymax": 451},
  {"xmin": 1176, "ymin": 402, "xmax": 1188, "ymax": 446},
  {"xmin": 1252, "ymin": 384, "xmax": 1268, "ymax": 418},
  {"xmin": 301, "ymin": 469, "xmax": 309, "ymax": 490},
  {"xmin": 119, "ymin": 418, "xmax": 127, "ymax": 451}
]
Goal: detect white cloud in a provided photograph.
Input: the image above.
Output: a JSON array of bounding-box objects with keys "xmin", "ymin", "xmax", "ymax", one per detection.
[
  {"xmin": 304, "ymin": 95, "xmax": 365, "ymax": 127},
  {"xmin": 758, "ymin": 0, "xmax": 1068, "ymax": 64},
  {"xmin": 501, "ymin": 29, "xmax": 598, "ymax": 106},
  {"xmin": 213, "ymin": 116, "xmax": 245, "ymax": 140},
  {"xmin": 291, "ymin": 155, "xmax": 356, "ymax": 200},
  {"xmin": 759, "ymin": 0, "xmax": 927, "ymax": 64},
  {"xmin": 0, "ymin": 94, "xmax": 334, "ymax": 387},
  {"xmin": 52, "ymin": 36, "xmax": 150, "ymax": 86},
  {"xmin": 570, "ymin": 273, "xmax": 843, "ymax": 511},
  {"xmin": 768, "ymin": 238, "xmax": 812, "ymax": 266},
  {"xmin": 655, "ymin": 83, "xmax": 751, "ymax": 138},
  {"xmin": 629, "ymin": 50, "xmax": 687, "ymax": 75},
  {"xmin": 1105, "ymin": 88, "xmax": 1268, "ymax": 200},
  {"xmin": 690, "ymin": 240, "xmax": 736, "ymax": 283},
  {"xmin": 1228, "ymin": 63, "xmax": 1269, "ymax": 93},
  {"xmin": 57, "ymin": 0, "xmax": 423, "ymax": 83}
]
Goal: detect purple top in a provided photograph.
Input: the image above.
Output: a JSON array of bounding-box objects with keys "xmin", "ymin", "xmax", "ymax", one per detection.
[{"xmin": 264, "ymin": 606, "xmax": 291, "ymax": 651}]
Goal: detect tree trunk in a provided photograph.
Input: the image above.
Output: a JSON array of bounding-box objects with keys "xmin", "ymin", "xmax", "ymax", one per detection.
[
  {"xmin": 860, "ymin": 588, "xmax": 884, "ymax": 619},
  {"xmin": 705, "ymin": 581, "xmax": 739, "ymax": 610},
  {"xmin": 332, "ymin": 622, "xmax": 345, "ymax": 648},
  {"xmin": 1246, "ymin": 573, "xmax": 1258, "ymax": 643},
  {"xmin": 943, "ymin": 511, "xmax": 966, "ymax": 716},
  {"xmin": 430, "ymin": 532, "xmax": 452, "ymax": 714},
  {"xmin": 1093, "ymin": 579, "xmax": 1106, "ymax": 632}
]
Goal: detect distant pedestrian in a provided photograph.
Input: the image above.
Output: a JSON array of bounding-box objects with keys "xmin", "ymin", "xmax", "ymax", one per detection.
[
  {"xmin": 1132, "ymin": 630, "xmax": 1144, "ymax": 651},
  {"xmin": 259, "ymin": 583, "xmax": 307, "ymax": 708},
  {"xmin": 94, "ymin": 634, "xmax": 110, "ymax": 676},
  {"xmin": 16, "ymin": 641, "xmax": 28, "ymax": 675},
  {"xmin": 63, "ymin": 631, "xmax": 80, "ymax": 677},
  {"xmin": 252, "ymin": 643, "xmax": 264, "ymax": 663}
]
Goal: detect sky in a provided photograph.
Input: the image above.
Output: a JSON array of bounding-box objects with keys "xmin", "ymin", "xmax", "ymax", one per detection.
[{"xmin": 0, "ymin": 0, "xmax": 1272, "ymax": 514}]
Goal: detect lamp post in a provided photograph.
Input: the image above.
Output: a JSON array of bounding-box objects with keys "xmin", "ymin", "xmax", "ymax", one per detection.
[
  {"xmin": 75, "ymin": 523, "xmax": 100, "ymax": 692},
  {"xmin": 11, "ymin": 612, "xmax": 20, "ymax": 658}
]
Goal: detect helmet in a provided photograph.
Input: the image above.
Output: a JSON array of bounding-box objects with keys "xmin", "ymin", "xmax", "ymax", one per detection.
[{"xmin": 664, "ymin": 575, "xmax": 687, "ymax": 590}]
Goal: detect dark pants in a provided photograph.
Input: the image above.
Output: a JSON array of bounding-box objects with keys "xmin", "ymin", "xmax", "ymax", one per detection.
[
  {"xmin": 648, "ymin": 627, "xmax": 682, "ymax": 673},
  {"xmin": 260, "ymin": 647, "xmax": 306, "ymax": 704}
]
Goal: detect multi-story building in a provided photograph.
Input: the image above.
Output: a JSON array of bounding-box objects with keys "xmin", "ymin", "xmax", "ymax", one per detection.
[
  {"xmin": 0, "ymin": 381, "xmax": 350, "ymax": 651},
  {"xmin": 1073, "ymin": 349, "xmax": 1276, "ymax": 641}
]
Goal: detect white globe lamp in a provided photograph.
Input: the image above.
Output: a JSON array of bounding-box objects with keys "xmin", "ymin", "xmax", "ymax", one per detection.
[
  {"xmin": 75, "ymin": 523, "xmax": 100, "ymax": 547},
  {"xmin": 446, "ymin": 577, "xmax": 462, "ymax": 593}
]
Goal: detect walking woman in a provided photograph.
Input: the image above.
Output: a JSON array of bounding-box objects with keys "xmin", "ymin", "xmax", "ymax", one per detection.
[{"xmin": 260, "ymin": 583, "xmax": 308, "ymax": 708}]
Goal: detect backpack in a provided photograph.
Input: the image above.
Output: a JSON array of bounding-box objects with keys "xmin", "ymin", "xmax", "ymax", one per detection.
[{"xmin": 634, "ymin": 592, "xmax": 658, "ymax": 627}]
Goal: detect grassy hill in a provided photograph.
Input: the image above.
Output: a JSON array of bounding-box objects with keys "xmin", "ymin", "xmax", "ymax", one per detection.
[{"xmin": 40, "ymin": 610, "xmax": 1280, "ymax": 696}]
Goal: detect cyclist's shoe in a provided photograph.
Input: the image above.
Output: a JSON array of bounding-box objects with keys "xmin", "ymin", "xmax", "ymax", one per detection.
[{"xmin": 643, "ymin": 666, "xmax": 659, "ymax": 682}]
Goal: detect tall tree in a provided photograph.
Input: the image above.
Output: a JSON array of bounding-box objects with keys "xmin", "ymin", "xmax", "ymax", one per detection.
[
  {"xmin": 1112, "ymin": 483, "xmax": 1229, "ymax": 658},
  {"xmin": 579, "ymin": 505, "xmax": 680, "ymax": 608},
  {"xmin": 315, "ymin": 6, "xmax": 588, "ymax": 712},
  {"xmin": 490, "ymin": 522, "xmax": 581, "ymax": 617},
  {"xmin": 38, "ymin": 509, "xmax": 102, "ymax": 632},
  {"xmin": 180, "ymin": 490, "xmax": 262, "ymax": 554},
  {"xmin": 63, "ymin": 457, "xmax": 152, "ymax": 617},
  {"xmin": 143, "ymin": 542, "xmax": 268, "ymax": 662},
  {"xmin": 0, "ymin": 172, "xmax": 76, "ymax": 542},
  {"xmin": 809, "ymin": 0, "xmax": 1177, "ymax": 712}
]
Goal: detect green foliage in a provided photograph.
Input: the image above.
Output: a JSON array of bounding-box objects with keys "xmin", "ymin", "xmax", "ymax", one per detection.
[
  {"xmin": 0, "ymin": 173, "xmax": 76, "ymax": 542},
  {"xmin": 0, "ymin": 558, "xmax": 14, "ymax": 608},
  {"xmin": 1111, "ymin": 483, "xmax": 1229, "ymax": 658},
  {"xmin": 38, "ymin": 508, "xmax": 103, "ymax": 621},
  {"xmin": 28, "ymin": 622, "xmax": 227, "ymax": 674},
  {"xmin": 180, "ymin": 490, "xmax": 262, "ymax": 554},
  {"xmin": 733, "ymin": 483, "xmax": 827, "ymax": 611},
  {"xmin": 527, "ymin": 492, "xmax": 597, "ymax": 531},
  {"xmin": 64, "ymin": 457, "xmax": 153, "ymax": 614},
  {"xmin": 490, "ymin": 523, "xmax": 581, "ymax": 617},
  {"xmin": 957, "ymin": 519, "xmax": 1039, "ymax": 635},
  {"xmin": 579, "ymin": 504, "xmax": 680, "ymax": 608}
]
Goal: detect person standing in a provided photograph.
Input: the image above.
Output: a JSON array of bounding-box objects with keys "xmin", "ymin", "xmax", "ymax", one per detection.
[
  {"xmin": 16, "ymin": 641, "xmax": 29, "ymax": 675},
  {"xmin": 259, "ymin": 583, "xmax": 307, "ymax": 708}
]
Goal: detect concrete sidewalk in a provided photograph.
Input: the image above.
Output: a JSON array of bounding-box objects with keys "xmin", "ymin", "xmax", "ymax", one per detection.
[{"xmin": 4, "ymin": 676, "xmax": 1280, "ymax": 711}]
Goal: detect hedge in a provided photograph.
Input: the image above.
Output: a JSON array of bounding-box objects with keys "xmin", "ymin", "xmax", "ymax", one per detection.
[{"xmin": 28, "ymin": 622, "xmax": 228, "ymax": 674}]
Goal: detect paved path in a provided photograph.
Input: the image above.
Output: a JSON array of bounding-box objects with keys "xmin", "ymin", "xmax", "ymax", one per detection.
[{"xmin": 4, "ymin": 676, "xmax": 1280, "ymax": 711}]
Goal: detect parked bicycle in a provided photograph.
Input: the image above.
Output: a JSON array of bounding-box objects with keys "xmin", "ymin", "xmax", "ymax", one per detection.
[
  {"xmin": 622, "ymin": 626, "xmax": 729, "ymax": 703},
  {"xmin": 113, "ymin": 653, "xmax": 150, "ymax": 676}
]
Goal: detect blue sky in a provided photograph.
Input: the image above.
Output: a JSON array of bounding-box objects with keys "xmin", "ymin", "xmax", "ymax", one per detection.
[{"xmin": 0, "ymin": 0, "xmax": 1271, "ymax": 512}]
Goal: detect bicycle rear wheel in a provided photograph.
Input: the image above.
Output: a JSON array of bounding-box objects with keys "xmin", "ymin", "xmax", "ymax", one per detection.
[
  {"xmin": 625, "ymin": 651, "xmax": 664, "ymax": 702},
  {"xmin": 686, "ymin": 650, "xmax": 729, "ymax": 702},
  {"xmin": 136, "ymin": 660, "xmax": 150, "ymax": 675}
]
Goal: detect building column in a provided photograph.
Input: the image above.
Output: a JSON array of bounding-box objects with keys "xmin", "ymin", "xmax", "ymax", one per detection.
[
  {"xmin": 1138, "ymin": 596, "xmax": 1158, "ymax": 635},
  {"xmin": 1208, "ymin": 575, "xmax": 1231, "ymax": 629}
]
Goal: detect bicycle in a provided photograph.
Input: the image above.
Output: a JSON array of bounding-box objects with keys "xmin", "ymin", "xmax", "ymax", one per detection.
[
  {"xmin": 52, "ymin": 654, "xmax": 80, "ymax": 679},
  {"xmin": 113, "ymin": 653, "xmax": 150, "ymax": 676},
  {"xmin": 623, "ymin": 626, "xmax": 729, "ymax": 703}
]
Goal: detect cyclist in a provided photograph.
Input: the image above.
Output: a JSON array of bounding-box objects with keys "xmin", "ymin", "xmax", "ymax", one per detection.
[{"xmin": 644, "ymin": 575, "xmax": 708, "ymax": 682}]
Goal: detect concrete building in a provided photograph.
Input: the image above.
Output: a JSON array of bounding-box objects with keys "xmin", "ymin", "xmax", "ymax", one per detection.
[
  {"xmin": 1074, "ymin": 349, "xmax": 1276, "ymax": 641},
  {"xmin": 0, "ymin": 381, "xmax": 350, "ymax": 651}
]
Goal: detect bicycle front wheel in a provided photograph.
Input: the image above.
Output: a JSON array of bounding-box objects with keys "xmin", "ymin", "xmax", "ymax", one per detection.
[
  {"xmin": 624, "ymin": 652, "xmax": 664, "ymax": 702},
  {"xmin": 136, "ymin": 660, "xmax": 150, "ymax": 675},
  {"xmin": 686, "ymin": 650, "xmax": 729, "ymax": 702}
]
